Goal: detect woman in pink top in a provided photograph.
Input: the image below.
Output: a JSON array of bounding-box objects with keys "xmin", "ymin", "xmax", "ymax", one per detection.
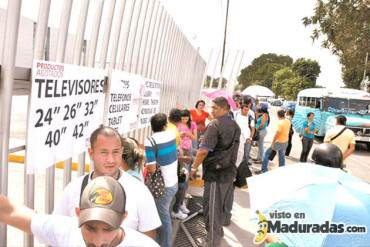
[
  {"xmin": 178, "ymin": 109, "xmax": 197, "ymax": 154},
  {"xmin": 171, "ymin": 109, "xmax": 197, "ymax": 220}
]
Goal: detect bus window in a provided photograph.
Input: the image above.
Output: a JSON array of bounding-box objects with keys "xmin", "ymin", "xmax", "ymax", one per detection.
[
  {"xmin": 315, "ymin": 100, "xmax": 321, "ymax": 109},
  {"xmin": 299, "ymin": 97, "xmax": 306, "ymax": 106}
]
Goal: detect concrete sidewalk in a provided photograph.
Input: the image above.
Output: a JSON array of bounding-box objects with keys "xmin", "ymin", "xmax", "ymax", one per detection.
[{"xmin": 188, "ymin": 185, "xmax": 256, "ymax": 247}]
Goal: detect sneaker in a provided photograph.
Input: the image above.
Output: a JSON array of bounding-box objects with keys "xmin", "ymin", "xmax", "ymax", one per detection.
[
  {"xmin": 171, "ymin": 211, "xmax": 188, "ymax": 220},
  {"xmin": 185, "ymin": 193, "xmax": 192, "ymax": 199},
  {"xmin": 179, "ymin": 203, "xmax": 190, "ymax": 214}
]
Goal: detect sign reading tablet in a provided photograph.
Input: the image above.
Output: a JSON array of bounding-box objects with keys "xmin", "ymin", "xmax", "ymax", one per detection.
[
  {"xmin": 26, "ymin": 60, "xmax": 106, "ymax": 173},
  {"xmin": 107, "ymin": 70, "xmax": 145, "ymax": 134}
]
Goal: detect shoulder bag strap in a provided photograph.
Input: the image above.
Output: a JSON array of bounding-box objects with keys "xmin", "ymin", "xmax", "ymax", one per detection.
[
  {"xmin": 330, "ymin": 127, "xmax": 347, "ymax": 142},
  {"xmin": 80, "ymin": 173, "xmax": 90, "ymax": 199},
  {"xmin": 148, "ymin": 137, "xmax": 159, "ymax": 166}
]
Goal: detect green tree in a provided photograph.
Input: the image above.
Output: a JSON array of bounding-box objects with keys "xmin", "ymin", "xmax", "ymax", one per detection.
[
  {"xmin": 237, "ymin": 53, "xmax": 293, "ymax": 90},
  {"xmin": 272, "ymin": 67, "xmax": 296, "ymax": 96},
  {"xmin": 291, "ymin": 58, "xmax": 321, "ymax": 83},
  {"xmin": 203, "ymin": 75, "xmax": 212, "ymax": 88},
  {"xmin": 213, "ymin": 77, "xmax": 228, "ymax": 88},
  {"xmin": 303, "ymin": 0, "xmax": 370, "ymax": 88},
  {"xmin": 282, "ymin": 77, "xmax": 316, "ymax": 100}
]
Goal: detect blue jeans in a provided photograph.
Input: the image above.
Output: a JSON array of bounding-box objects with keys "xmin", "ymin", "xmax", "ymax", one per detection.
[
  {"xmin": 261, "ymin": 142, "xmax": 287, "ymax": 173},
  {"xmin": 257, "ymin": 128, "xmax": 267, "ymax": 160},
  {"xmin": 155, "ymin": 184, "xmax": 178, "ymax": 247}
]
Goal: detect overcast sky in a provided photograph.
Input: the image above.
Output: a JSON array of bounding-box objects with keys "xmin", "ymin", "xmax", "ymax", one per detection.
[{"xmin": 160, "ymin": 0, "xmax": 344, "ymax": 89}]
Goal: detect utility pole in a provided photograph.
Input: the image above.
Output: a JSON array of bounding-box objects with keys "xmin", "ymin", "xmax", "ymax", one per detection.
[
  {"xmin": 217, "ymin": 0, "xmax": 229, "ymax": 89},
  {"xmin": 360, "ymin": 52, "xmax": 369, "ymax": 92}
]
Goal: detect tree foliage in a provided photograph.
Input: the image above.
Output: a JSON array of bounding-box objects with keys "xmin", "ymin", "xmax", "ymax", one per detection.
[
  {"xmin": 238, "ymin": 54, "xmax": 320, "ymax": 99},
  {"xmin": 291, "ymin": 58, "xmax": 321, "ymax": 83},
  {"xmin": 203, "ymin": 75, "xmax": 212, "ymax": 88},
  {"xmin": 237, "ymin": 53, "xmax": 293, "ymax": 90},
  {"xmin": 271, "ymin": 60, "xmax": 319, "ymax": 100},
  {"xmin": 302, "ymin": 0, "xmax": 370, "ymax": 89},
  {"xmin": 272, "ymin": 67, "xmax": 296, "ymax": 97}
]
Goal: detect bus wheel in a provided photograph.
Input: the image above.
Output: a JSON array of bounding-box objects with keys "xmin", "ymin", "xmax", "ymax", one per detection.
[{"xmin": 367, "ymin": 143, "xmax": 370, "ymax": 152}]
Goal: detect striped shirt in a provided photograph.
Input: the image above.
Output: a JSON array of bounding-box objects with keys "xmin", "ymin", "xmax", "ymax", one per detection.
[{"xmin": 145, "ymin": 130, "xmax": 178, "ymax": 187}]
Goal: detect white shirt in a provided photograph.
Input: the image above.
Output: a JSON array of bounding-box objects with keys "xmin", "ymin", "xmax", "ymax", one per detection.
[
  {"xmin": 53, "ymin": 170, "xmax": 161, "ymax": 233},
  {"xmin": 31, "ymin": 214, "xmax": 159, "ymax": 247},
  {"xmin": 235, "ymin": 110, "xmax": 255, "ymax": 166}
]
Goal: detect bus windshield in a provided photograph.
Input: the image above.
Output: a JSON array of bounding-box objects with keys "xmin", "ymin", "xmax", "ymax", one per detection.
[{"xmin": 325, "ymin": 97, "xmax": 370, "ymax": 115}]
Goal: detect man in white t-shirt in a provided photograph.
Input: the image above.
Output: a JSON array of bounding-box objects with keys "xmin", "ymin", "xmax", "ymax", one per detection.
[
  {"xmin": 234, "ymin": 98, "xmax": 255, "ymax": 166},
  {"xmin": 53, "ymin": 126, "xmax": 161, "ymax": 239},
  {"xmin": 0, "ymin": 176, "xmax": 159, "ymax": 247}
]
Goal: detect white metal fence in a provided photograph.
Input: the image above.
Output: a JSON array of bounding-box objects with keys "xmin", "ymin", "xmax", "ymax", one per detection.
[{"xmin": 0, "ymin": 0, "xmax": 206, "ymax": 245}]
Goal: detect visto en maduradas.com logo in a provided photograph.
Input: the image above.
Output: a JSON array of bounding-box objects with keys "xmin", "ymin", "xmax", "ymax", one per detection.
[{"xmin": 253, "ymin": 210, "xmax": 367, "ymax": 245}]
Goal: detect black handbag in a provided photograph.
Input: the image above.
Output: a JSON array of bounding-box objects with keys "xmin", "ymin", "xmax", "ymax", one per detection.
[
  {"xmin": 145, "ymin": 137, "xmax": 165, "ymax": 198},
  {"xmin": 234, "ymin": 159, "xmax": 252, "ymax": 188}
]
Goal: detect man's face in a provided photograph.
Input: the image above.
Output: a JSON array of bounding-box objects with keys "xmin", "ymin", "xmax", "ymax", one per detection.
[
  {"xmin": 88, "ymin": 135, "xmax": 123, "ymax": 177},
  {"xmin": 81, "ymin": 221, "xmax": 119, "ymax": 247},
  {"xmin": 241, "ymin": 106, "xmax": 249, "ymax": 115},
  {"xmin": 211, "ymin": 102, "xmax": 227, "ymax": 118}
]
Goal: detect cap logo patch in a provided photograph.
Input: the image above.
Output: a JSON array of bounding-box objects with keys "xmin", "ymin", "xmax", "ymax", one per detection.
[{"xmin": 89, "ymin": 188, "xmax": 113, "ymax": 205}]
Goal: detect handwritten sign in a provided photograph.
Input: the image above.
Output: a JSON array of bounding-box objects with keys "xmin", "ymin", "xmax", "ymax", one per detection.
[
  {"xmin": 26, "ymin": 60, "xmax": 106, "ymax": 173},
  {"xmin": 139, "ymin": 79, "xmax": 161, "ymax": 128},
  {"xmin": 106, "ymin": 70, "xmax": 145, "ymax": 134}
]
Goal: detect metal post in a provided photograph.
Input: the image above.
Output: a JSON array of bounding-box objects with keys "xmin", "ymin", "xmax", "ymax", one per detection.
[
  {"xmin": 61, "ymin": 0, "xmax": 90, "ymax": 188},
  {"xmin": 131, "ymin": 0, "xmax": 150, "ymax": 74},
  {"xmin": 100, "ymin": 0, "xmax": 119, "ymax": 69},
  {"xmin": 73, "ymin": 0, "xmax": 90, "ymax": 65},
  {"xmin": 229, "ymin": 50, "xmax": 245, "ymax": 93},
  {"xmin": 24, "ymin": 1, "xmax": 51, "ymax": 245},
  {"xmin": 171, "ymin": 34, "xmax": 185, "ymax": 108},
  {"xmin": 210, "ymin": 49, "xmax": 221, "ymax": 88},
  {"xmin": 45, "ymin": 0, "xmax": 73, "ymax": 214},
  {"xmin": 55, "ymin": 0, "xmax": 73, "ymax": 62},
  {"xmin": 164, "ymin": 25, "xmax": 179, "ymax": 112},
  {"xmin": 145, "ymin": 5, "xmax": 164, "ymax": 77},
  {"xmin": 138, "ymin": 0, "xmax": 158, "ymax": 75},
  {"xmin": 201, "ymin": 48, "xmax": 214, "ymax": 90},
  {"xmin": 86, "ymin": 0, "xmax": 104, "ymax": 67},
  {"xmin": 156, "ymin": 19, "xmax": 174, "ymax": 109},
  {"xmin": 0, "ymin": 1, "xmax": 22, "ymax": 244},
  {"xmin": 226, "ymin": 50, "xmax": 240, "ymax": 94},
  {"xmin": 161, "ymin": 23, "xmax": 178, "ymax": 113},
  {"xmin": 125, "ymin": 0, "xmax": 144, "ymax": 72},
  {"xmin": 189, "ymin": 47, "xmax": 200, "ymax": 106},
  {"xmin": 217, "ymin": 50, "xmax": 230, "ymax": 89},
  {"xmin": 117, "ymin": 0, "xmax": 136, "ymax": 70},
  {"xmin": 148, "ymin": 12, "xmax": 167, "ymax": 79}
]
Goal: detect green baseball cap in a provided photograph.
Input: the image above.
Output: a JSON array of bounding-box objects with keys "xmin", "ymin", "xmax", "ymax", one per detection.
[{"xmin": 79, "ymin": 176, "xmax": 126, "ymax": 229}]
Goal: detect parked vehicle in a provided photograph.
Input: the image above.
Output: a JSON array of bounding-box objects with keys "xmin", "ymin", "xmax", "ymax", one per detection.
[
  {"xmin": 271, "ymin": 99, "xmax": 283, "ymax": 106},
  {"xmin": 292, "ymin": 88, "xmax": 370, "ymax": 149},
  {"xmin": 282, "ymin": 101, "xmax": 296, "ymax": 112}
]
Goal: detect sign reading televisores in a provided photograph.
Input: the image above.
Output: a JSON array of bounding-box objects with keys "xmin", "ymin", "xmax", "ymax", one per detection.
[
  {"xmin": 107, "ymin": 70, "xmax": 145, "ymax": 134},
  {"xmin": 26, "ymin": 60, "xmax": 106, "ymax": 173},
  {"xmin": 139, "ymin": 79, "xmax": 161, "ymax": 128}
]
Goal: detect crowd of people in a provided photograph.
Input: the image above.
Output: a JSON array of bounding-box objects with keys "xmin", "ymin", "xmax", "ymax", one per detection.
[{"xmin": 0, "ymin": 94, "xmax": 358, "ymax": 247}]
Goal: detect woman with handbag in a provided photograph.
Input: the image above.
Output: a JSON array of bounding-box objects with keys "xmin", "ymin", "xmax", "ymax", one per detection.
[{"xmin": 144, "ymin": 113, "xmax": 179, "ymax": 247}]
